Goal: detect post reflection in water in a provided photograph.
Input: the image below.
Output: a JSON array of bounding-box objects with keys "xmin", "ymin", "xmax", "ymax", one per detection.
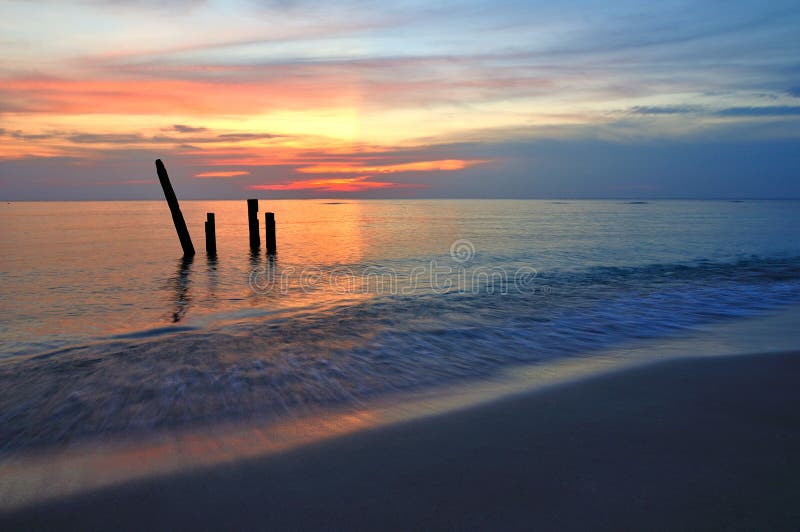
[
  {"xmin": 170, "ymin": 255, "xmax": 194, "ymax": 323},
  {"xmin": 206, "ymin": 254, "xmax": 219, "ymax": 301},
  {"xmin": 249, "ymin": 249, "xmax": 260, "ymax": 268},
  {"xmin": 159, "ymin": 201, "xmax": 375, "ymax": 327}
]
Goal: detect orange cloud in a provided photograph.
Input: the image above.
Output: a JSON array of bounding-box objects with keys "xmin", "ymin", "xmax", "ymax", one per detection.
[
  {"xmin": 249, "ymin": 175, "xmax": 425, "ymax": 192},
  {"xmin": 0, "ymin": 75, "xmax": 358, "ymax": 115},
  {"xmin": 240, "ymin": 157, "xmax": 486, "ymax": 192},
  {"xmin": 193, "ymin": 170, "xmax": 251, "ymax": 178},
  {"xmin": 296, "ymin": 159, "xmax": 489, "ymax": 174}
]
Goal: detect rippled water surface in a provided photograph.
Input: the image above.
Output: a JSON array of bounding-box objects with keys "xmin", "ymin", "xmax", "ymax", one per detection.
[{"xmin": 1, "ymin": 199, "xmax": 799, "ymax": 451}]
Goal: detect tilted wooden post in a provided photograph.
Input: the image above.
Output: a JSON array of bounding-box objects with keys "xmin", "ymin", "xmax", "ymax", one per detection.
[
  {"xmin": 247, "ymin": 198, "xmax": 260, "ymax": 251},
  {"xmin": 265, "ymin": 212, "xmax": 276, "ymax": 254},
  {"xmin": 155, "ymin": 159, "xmax": 195, "ymax": 256},
  {"xmin": 205, "ymin": 212, "xmax": 216, "ymax": 256}
]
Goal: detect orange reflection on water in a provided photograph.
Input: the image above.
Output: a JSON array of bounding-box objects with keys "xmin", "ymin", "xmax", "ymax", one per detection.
[{"xmin": 269, "ymin": 200, "xmax": 367, "ymax": 266}]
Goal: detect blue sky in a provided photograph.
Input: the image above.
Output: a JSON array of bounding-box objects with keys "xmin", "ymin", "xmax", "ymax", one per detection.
[{"xmin": 0, "ymin": 0, "xmax": 798, "ymax": 198}]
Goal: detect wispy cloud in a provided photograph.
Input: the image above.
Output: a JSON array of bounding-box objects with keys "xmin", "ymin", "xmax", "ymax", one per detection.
[
  {"xmin": 628, "ymin": 105, "xmax": 800, "ymax": 119},
  {"xmin": 95, "ymin": 179, "xmax": 153, "ymax": 186},
  {"xmin": 296, "ymin": 159, "xmax": 489, "ymax": 175},
  {"xmin": 629, "ymin": 105, "xmax": 702, "ymax": 115},
  {"xmin": 194, "ymin": 170, "xmax": 250, "ymax": 178},
  {"xmin": 249, "ymin": 175, "xmax": 427, "ymax": 192},
  {"xmin": 1, "ymin": 128, "xmax": 284, "ymax": 147},
  {"xmin": 0, "ymin": 129, "xmax": 60, "ymax": 140},
  {"xmin": 172, "ymin": 124, "xmax": 207, "ymax": 133},
  {"xmin": 716, "ymin": 106, "xmax": 800, "ymax": 117}
]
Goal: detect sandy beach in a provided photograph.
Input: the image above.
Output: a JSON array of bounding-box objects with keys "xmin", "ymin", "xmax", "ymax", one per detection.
[{"xmin": 3, "ymin": 350, "xmax": 800, "ymax": 530}]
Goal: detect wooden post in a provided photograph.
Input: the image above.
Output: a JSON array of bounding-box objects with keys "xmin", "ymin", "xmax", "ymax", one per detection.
[
  {"xmin": 155, "ymin": 159, "xmax": 195, "ymax": 256},
  {"xmin": 247, "ymin": 198, "xmax": 260, "ymax": 251},
  {"xmin": 265, "ymin": 212, "xmax": 276, "ymax": 254},
  {"xmin": 205, "ymin": 212, "xmax": 216, "ymax": 256}
]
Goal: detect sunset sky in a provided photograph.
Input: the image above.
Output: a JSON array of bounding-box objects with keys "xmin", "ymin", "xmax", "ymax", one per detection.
[{"xmin": 1, "ymin": 0, "xmax": 799, "ymax": 199}]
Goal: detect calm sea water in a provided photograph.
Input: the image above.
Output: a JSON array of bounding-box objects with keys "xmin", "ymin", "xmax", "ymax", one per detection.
[{"xmin": 1, "ymin": 199, "xmax": 800, "ymax": 451}]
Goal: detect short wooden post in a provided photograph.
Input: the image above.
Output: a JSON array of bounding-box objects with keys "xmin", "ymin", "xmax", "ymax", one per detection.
[
  {"xmin": 265, "ymin": 212, "xmax": 276, "ymax": 254},
  {"xmin": 205, "ymin": 212, "xmax": 216, "ymax": 256},
  {"xmin": 155, "ymin": 159, "xmax": 195, "ymax": 257},
  {"xmin": 247, "ymin": 198, "xmax": 260, "ymax": 251}
]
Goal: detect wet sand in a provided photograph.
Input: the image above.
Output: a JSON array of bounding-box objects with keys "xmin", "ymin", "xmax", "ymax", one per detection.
[{"xmin": 3, "ymin": 351, "xmax": 800, "ymax": 530}]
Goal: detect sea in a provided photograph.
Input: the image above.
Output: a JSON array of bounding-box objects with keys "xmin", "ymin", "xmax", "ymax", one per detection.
[{"xmin": 2, "ymin": 199, "xmax": 800, "ymax": 457}]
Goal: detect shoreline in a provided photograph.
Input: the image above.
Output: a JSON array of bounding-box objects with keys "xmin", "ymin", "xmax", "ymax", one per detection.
[
  {"xmin": 3, "ymin": 304, "xmax": 800, "ymax": 514},
  {"xmin": 4, "ymin": 349, "xmax": 800, "ymax": 530}
]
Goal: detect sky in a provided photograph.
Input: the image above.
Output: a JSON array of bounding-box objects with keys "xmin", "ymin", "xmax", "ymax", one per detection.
[{"xmin": 0, "ymin": 0, "xmax": 799, "ymax": 199}]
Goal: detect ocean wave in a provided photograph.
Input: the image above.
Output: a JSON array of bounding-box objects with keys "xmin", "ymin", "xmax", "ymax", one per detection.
[{"xmin": 1, "ymin": 255, "xmax": 799, "ymax": 453}]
